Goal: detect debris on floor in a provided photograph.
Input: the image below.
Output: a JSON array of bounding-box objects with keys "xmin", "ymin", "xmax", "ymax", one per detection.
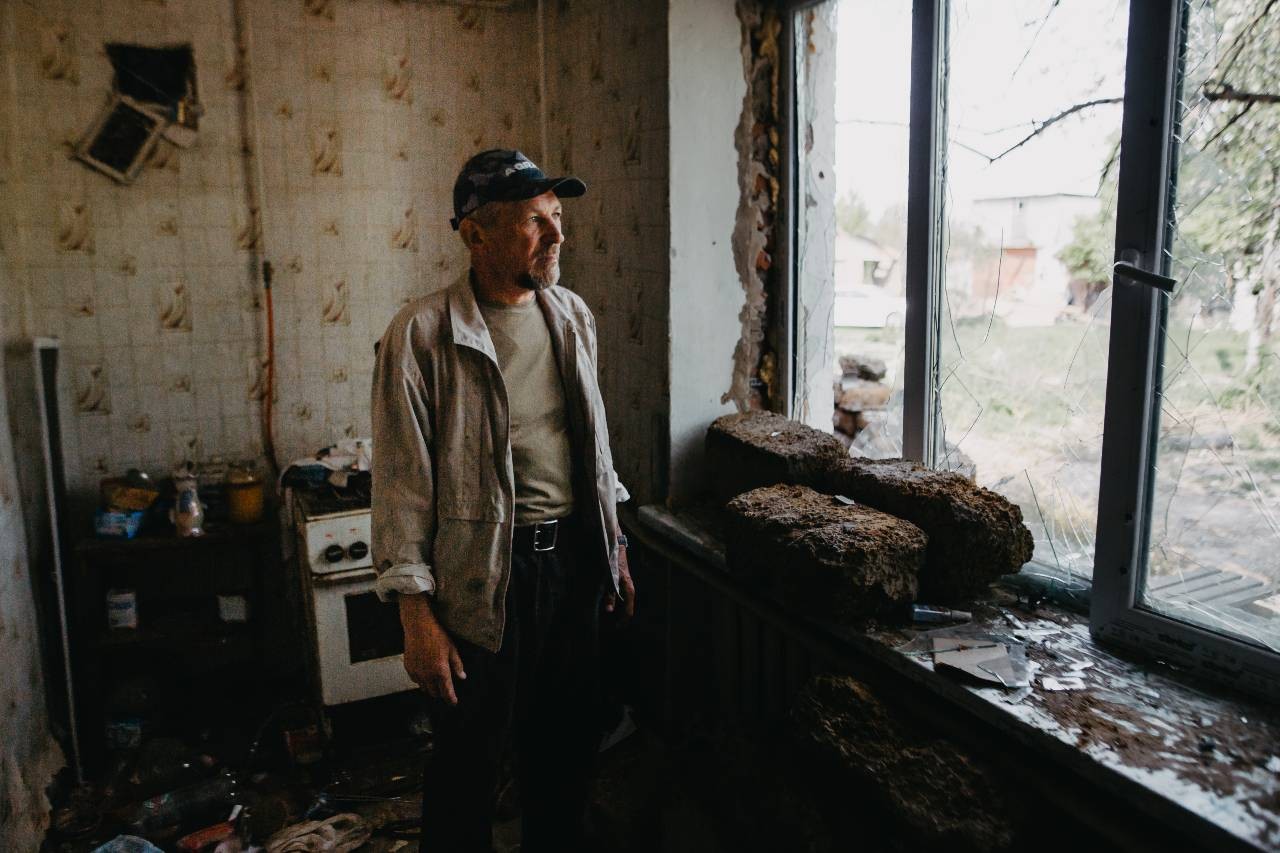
[
  {"xmin": 44, "ymin": 694, "xmax": 430, "ymax": 853},
  {"xmin": 263, "ymin": 813, "xmax": 369, "ymax": 852}
]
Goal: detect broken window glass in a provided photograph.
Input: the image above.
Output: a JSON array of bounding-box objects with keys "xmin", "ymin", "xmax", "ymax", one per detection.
[
  {"xmin": 935, "ymin": 0, "xmax": 1129, "ymax": 589},
  {"xmin": 1139, "ymin": 0, "xmax": 1280, "ymax": 653},
  {"xmin": 822, "ymin": 0, "xmax": 912, "ymax": 458}
]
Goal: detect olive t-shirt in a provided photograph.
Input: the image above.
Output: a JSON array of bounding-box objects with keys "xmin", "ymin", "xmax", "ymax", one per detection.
[{"xmin": 478, "ymin": 297, "xmax": 575, "ymax": 524}]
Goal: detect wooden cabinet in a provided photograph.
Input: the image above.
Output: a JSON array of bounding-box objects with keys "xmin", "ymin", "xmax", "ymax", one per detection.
[{"xmin": 71, "ymin": 522, "xmax": 280, "ymax": 773}]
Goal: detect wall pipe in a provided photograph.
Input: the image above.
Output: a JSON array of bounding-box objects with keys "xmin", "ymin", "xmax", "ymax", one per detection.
[{"xmin": 230, "ymin": 0, "xmax": 279, "ymax": 475}]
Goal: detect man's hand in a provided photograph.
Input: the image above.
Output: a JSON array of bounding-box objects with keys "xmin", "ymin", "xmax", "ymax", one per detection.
[
  {"xmin": 604, "ymin": 544, "xmax": 636, "ymax": 624},
  {"xmin": 399, "ymin": 593, "xmax": 466, "ymax": 705}
]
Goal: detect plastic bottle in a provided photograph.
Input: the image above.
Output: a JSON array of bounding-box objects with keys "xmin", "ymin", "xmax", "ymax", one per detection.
[
  {"xmin": 172, "ymin": 464, "xmax": 205, "ymax": 537},
  {"xmin": 129, "ymin": 771, "xmax": 237, "ymax": 835}
]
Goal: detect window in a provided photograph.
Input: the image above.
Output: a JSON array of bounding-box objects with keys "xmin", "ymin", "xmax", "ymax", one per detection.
[
  {"xmin": 1133, "ymin": 0, "xmax": 1280, "ymax": 652},
  {"xmin": 1092, "ymin": 0, "xmax": 1280, "ymax": 693},
  {"xmin": 787, "ymin": 0, "xmax": 1280, "ymax": 699},
  {"xmin": 797, "ymin": 0, "xmax": 912, "ymax": 458},
  {"xmin": 935, "ymin": 0, "xmax": 1127, "ymax": 589}
]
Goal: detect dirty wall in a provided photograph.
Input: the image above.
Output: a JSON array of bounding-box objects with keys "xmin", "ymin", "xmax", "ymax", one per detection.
[
  {"xmin": 668, "ymin": 0, "xmax": 748, "ymax": 504},
  {"xmin": 0, "ymin": 0, "xmax": 541, "ymax": 840},
  {"xmin": 1, "ymin": 0, "xmax": 542, "ymax": 506},
  {"xmin": 1, "ymin": 8, "xmax": 66, "ymax": 837},
  {"xmin": 542, "ymin": 0, "xmax": 670, "ymax": 506}
]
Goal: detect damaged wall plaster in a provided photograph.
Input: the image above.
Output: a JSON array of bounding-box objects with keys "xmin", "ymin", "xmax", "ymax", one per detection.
[
  {"xmin": 792, "ymin": 4, "xmax": 837, "ymax": 430},
  {"xmin": 723, "ymin": 1, "xmax": 780, "ymax": 414}
]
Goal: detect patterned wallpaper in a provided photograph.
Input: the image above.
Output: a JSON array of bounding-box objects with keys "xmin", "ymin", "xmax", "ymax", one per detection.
[
  {"xmin": 244, "ymin": 0, "xmax": 542, "ymax": 465},
  {"xmin": 542, "ymin": 0, "xmax": 670, "ymax": 505},
  {"xmin": 1, "ymin": 0, "xmax": 542, "ymax": 499}
]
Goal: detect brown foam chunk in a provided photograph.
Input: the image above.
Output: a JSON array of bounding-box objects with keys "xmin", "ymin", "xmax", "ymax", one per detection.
[
  {"xmin": 724, "ymin": 484, "xmax": 925, "ymax": 622},
  {"xmin": 822, "ymin": 457, "xmax": 1033, "ymax": 601},
  {"xmin": 706, "ymin": 411, "xmax": 847, "ymax": 504}
]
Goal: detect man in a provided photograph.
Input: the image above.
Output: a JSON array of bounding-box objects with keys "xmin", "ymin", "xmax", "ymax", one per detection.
[{"xmin": 370, "ymin": 148, "xmax": 635, "ymax": 852}]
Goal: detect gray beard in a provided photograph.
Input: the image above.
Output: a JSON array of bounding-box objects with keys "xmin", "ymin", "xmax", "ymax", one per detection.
[{"xmin": 518, "ymin": 266, "xmax": 559, "ymax": 291}]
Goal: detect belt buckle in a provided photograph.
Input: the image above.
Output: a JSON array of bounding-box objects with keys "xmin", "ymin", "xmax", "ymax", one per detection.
[{"xmin": 532, "ymin": 520, "xmax": 558, "ymax": 552}]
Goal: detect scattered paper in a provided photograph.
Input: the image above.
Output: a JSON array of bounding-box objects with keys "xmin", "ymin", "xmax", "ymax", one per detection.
[
  {"xmin": 1002, "ymin": 686, "xmax": 1034, "ymax": 704},
  {"xmin": 998, "ymin": 609, "xmax": 1027, "ymax": 631},
  {"xmin": 929, "ymin": 638, "xmax": 1001, "ymax": 654},
  {"xmin": 1041, "ymin": 675, "xmax": 1087, "ymax": 691},
  {"xmin": 932, "ymin": 637, "xmax": 1031, "ymax": 688}
]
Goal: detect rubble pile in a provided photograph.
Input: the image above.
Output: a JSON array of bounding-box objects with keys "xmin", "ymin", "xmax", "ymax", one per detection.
[
  {"xmin": 724, "ymin": 485, "xmax": 925, "ymax": 622},
  {"xmin": 832, "ymin": 354, "xmax": 891, "ymax": 448}
]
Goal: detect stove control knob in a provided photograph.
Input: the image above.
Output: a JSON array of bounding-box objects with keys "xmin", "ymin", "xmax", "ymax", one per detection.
[
  {"xmin": 348, "ymin": 541, "xmax": 369, "ymax": 560},
  {"xmin": 324, "ymin": 544, "xmax": 346, "ymax": 563}
]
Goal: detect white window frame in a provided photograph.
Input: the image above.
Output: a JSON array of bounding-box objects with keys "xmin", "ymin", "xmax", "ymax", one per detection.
[
  {"xmin": 1090, "ymin": 0, "xmax": 1280, "ymax": 701},
  {"xmin": 780, "ymin": 0, "xmax": 1280, "ymax": 701}
]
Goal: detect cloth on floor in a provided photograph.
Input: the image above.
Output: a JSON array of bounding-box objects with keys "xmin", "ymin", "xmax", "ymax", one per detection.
[{"xmin": 264, "ymin": 813, "xmax": 370, "ymax": 853}]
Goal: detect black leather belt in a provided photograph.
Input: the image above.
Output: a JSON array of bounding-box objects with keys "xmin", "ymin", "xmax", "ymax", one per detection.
[{"xmin": 513, "ymin": 518, "xmax": 569, "ymax": 555}]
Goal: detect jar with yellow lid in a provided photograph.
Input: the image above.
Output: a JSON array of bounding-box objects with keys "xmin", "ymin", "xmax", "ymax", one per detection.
[{"xmin": 226, "ymin": 462, "xmax": 266, "ymax": 524}]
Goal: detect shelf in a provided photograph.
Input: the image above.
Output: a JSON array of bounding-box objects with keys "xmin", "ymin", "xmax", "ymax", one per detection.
[
  {"xmin": 98, "ymin": 623, "xmax": 252, "ymax": 651},
  {"xmin": 73, "ymin": 517, "xmax": 280, "ymax": 773},
  {"xmin": 75, "ymin": 520, "xmax": 275, "ymax": 555}
]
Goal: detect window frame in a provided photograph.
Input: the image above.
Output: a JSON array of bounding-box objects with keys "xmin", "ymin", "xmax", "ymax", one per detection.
[
  {"xmin": 1090, "ymin": 0, "xmax": 1280, "ymax": 701},
  {"xmin": 779, "ymin": 0, "xmax": 939, "ymax": 458},
  {"xmin": 781, "ymin": 0, "xmax": 1280, "ymax": 700}
]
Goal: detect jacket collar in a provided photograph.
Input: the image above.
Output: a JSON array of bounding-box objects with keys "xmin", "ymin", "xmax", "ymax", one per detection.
[
  {"xmin": 448, "ymin": 270, "xmax": 575, "ymax": 365},
  {"xmin": 446, "ymin": 271, "xmax": 498, "ymax": 362}
]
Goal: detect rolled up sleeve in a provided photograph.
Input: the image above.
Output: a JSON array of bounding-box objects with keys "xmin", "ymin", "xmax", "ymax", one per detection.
[
  {"xmin": 583, "ymin": 310, "xmax": 630, "ymax": 507},
  {"xmin": 371, "ymin": 322, "xmax": 438, "ymax": 602}
]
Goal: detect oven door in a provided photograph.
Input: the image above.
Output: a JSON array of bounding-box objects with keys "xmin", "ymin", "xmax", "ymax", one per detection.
[{"xmin": 310, "ymin": 569, "xmax": 418, "ymax": 705}]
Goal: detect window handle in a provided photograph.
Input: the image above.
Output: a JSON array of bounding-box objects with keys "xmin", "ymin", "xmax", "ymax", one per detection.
[{"xmin": 1114, "ymin": 250, "xmax": 1176, "ymax": 294}]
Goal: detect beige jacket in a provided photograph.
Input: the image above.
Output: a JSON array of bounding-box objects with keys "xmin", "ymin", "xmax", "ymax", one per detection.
[{"xmin": 370, "ymin": 273, "xmax": 628, "ymax": 652}]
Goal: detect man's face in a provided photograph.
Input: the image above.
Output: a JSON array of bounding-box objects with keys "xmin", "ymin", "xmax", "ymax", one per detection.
[{"xmin": 476, "ymin": 191, "xmax": 565, "ymax": 291}]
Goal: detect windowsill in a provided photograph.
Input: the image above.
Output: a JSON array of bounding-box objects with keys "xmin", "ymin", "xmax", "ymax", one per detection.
[{"xmin": 630, "ymin": 503, "xmax": 1280, "ymax": 852}]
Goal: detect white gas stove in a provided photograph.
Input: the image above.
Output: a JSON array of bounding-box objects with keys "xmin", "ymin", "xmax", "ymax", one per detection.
[{"xmin": 294, "ymin": 488, "xmax": 416, "ymax": 706}]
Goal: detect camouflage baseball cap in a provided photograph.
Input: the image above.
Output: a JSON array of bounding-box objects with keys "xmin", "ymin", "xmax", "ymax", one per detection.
[{"xmin": 450, "ymin": 149, "xmax": 587, "ymax": 230}]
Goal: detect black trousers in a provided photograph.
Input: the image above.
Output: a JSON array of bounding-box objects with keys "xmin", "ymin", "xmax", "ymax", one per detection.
[{"xmin": 420, "ymin": 517, "xmax": 605, "ymax": 852}]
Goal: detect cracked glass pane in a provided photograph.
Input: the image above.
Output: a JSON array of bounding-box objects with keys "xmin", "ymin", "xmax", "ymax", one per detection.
[
  {"xmin": 937, "ymin": 0, "xmax": 1129, "ymax": 589},
  {"xmin": 1140, "ymin": 0, "xmax": 1280, "ymax": 653},
  {"xmin": 825, "ymin": 0, "xmax": 911, "ymax": 458}
]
